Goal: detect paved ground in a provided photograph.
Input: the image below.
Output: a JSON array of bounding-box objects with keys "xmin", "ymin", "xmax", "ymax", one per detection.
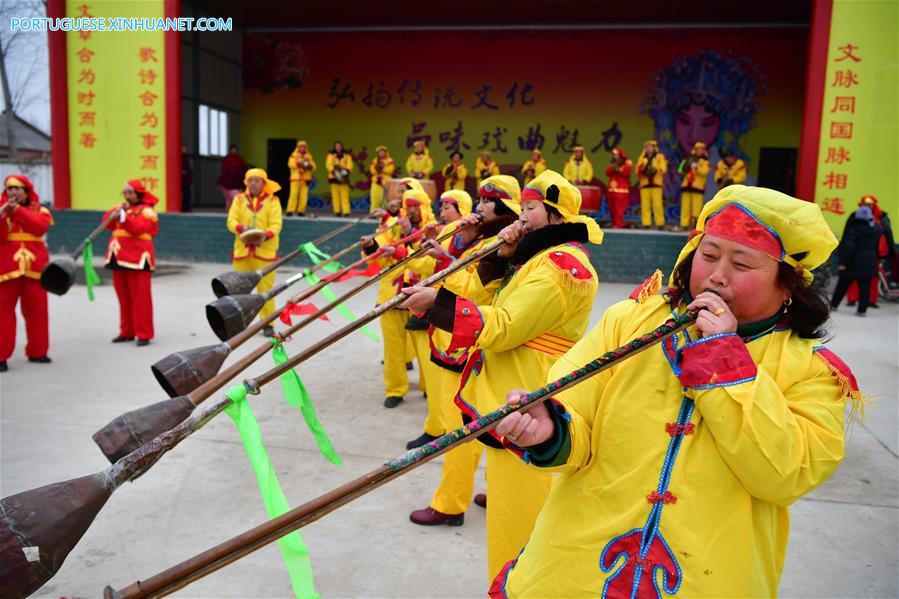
[{"xmin": 1, "ymin": 259, "xmax": 896, "ymax": 598}]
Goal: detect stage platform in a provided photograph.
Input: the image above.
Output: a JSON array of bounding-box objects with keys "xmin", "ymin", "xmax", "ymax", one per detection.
[{"xmin": 48, "ymin": 210, "xmax": 689, "ymax": 284}]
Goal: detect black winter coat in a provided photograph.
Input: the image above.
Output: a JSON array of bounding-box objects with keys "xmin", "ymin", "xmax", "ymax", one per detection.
[{"xmin": 838, "ymin": 216, "xmax": 882, "ymax": 278}]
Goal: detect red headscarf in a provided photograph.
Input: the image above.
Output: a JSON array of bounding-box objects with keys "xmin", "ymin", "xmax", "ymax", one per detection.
[
  {"xmin": 612, "ymin": 147, "xmax": 629, "ymax": 160},
  {"xmin": 125, "ymin": 179, "xmax": 159, "ymax": 206},
  {"xmin": 2, "ymin": 174, "xmax": 38, "ymax": 205}
]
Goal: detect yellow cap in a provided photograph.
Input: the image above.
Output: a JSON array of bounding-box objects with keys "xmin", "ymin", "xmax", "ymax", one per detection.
[
  {"xmin": 440, "ymin": 190, "xmax": 473, "ymax": 217},
  {"xmin": 521, "ymin": 170, "xmax": 604, "ymax": 244},
  {"xmin": 244, "ymin": 168, "xmax": 281, "ymax": 197},
  {"xmin": 478, "ymin": 175, "xmax": 521, "ymax": 215},
  {"xmin": 672, "ymin": 185, "xmax": 837, "ymax": 286}
]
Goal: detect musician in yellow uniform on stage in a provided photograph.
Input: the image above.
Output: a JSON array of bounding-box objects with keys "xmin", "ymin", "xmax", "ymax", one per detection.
[
  {"xmin": 362, "ymin": 187, "xmax": 437, "ymax": 409},
  {"xmin": 369, "ymin": 145, "xmax": 396, "ymax": 214},
  {"xmin": 286, "ymin": 140, "xmax": 316, "ymax": 217},
  {"xmin": 226, "ymin": 168, "xmax": 283, "ymax": 336},
  {"xmin": 441, "ymin": 151, "xmax": 468, "ymax": 191},
  {"xmin": 678, "ymin": 141, "xmax": 711, "ymax": 230},
  {"xmin": 326, "ymin": 141, "xmax": 354, "ymax": 217},
  {"xmin": 475, "ymin": 151, "xmax": 501, "ymax": 188},
  {"xmin": 714, "ymin": 150, "xmax": 747, "ymax": 190},
  {"xmin": 489, "ymin": 185, "xmax": 857, "ymax": 599},
  {"xmin": 562, "ymin": 146, "xmax": 593, "ymax": 185},
  {"xmin": 405, "ymin": 140, "xmax": 433, "ymax": 180},
  {"xmin": 636, "ymin": 140, "xmax": 668, "ymax": 229},
  {"xmin": 406, "ymin": 175, "xmax": 521, "ymax": 526},
  {"xmin": 520, "ymin": 149, "xmax": 547, "ymax": 185},
  {"xmin": 401, "ymin": 170, "xmax": 603, "ymax": 578}
]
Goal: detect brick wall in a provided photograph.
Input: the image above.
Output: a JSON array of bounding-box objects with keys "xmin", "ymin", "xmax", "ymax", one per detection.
[{"xmin": 48, "ymin": 210, "xmax": 690, "ymax": 283}]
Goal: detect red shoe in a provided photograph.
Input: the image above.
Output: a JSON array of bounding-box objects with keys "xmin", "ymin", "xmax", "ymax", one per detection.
[
  {"xmin": 409, "ymin": 507, "xmax": 464, "ymax": 526},
  {"xmin": 473, "ymin": 493, "xmax": 487, "ymax": 508}
]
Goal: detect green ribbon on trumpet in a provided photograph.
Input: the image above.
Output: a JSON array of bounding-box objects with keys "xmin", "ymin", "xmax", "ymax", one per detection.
[
  {"xmin": 270, "ymin": 339, "xmax": 342, "ymax": 465},
  {"xmin": 82, "ymin": 238, "xmax": 102, "ymax": 301},
  {"xmin": 299, "ymin": 243, "xmax": 379, "ymax": 343},
  {"xmin": 224, "ymin": 384, "xmax": 320, "ymax": 599}
]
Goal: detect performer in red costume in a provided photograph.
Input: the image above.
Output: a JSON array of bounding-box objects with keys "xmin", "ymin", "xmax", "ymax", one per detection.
[
  {"xmin": 0, "ymin": 174, "xmax": 53, "ymax": 372},
  {"xmin": 604, "ymin": 147, "xmax": 632, "ymax": 228},
  {"xmin": 104, "ymin": 179, "xmax": 159, "ymax": 346}
]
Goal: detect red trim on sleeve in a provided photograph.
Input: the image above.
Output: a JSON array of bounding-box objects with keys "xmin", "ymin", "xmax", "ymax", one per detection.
[
  {"xmin": 447, "ymin": 296, "xmax": 483, "ymax": 352},
  {"xmin": 814, "ymin": 347, "xmax": 860, "ymax": 394},
  {"xmin": 676, "ymin": 333, "xmax": 757, "ymax": 389}
]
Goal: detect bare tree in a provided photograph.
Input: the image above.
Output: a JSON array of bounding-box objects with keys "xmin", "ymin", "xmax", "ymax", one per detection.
[{"xmin": 0, "ymin": 1, "xmax": 49, "ymax": 158}]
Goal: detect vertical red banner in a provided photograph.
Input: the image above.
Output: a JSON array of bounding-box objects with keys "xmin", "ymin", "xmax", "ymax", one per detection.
[
  {"xmin": 47, "ymin": 0, "xmax": 71, "ymax": 209},
  {"xmin": 164, "ymin": 0, "xmax": 182, "ymax": 212},
  {"xmin": 796, "ymin": 0, "xmax": 834, "ymax": 202}
]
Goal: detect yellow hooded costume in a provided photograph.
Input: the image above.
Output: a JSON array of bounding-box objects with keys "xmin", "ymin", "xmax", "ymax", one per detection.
[
  {"xmin": 286, "ymin": 140, "xmax": 316, "ymax": 215},
  {"xmin": 678, "ymin": 141, "xmax": 711, "ymax": 228},
  {"xmin": 492, "ymin": 186, "xmax": 859, "ymax": 599},
  {"xmin": 405, "ymin": 141, "xmax": 433, "ymax": 180},
  {"xmin": 442, "ymin": 156, "xmax": 469, "ymax": 191},
  {"xmin": 429, "ymin": 169, "xmax": 602, "ymax": 577},
  {"xmin": 475, "ymin": 152, "xmax": 502, "ymax": 188},
  {"xmin": 415, "ymin": 176, "xmax": 523, "ymax": 520},
  {"xmin": 636, "ymin": 140, "xmax": 668, "ymax": 227},
  {"xmin": 226, "ymin": 168, "xmax": 283, "ymax": 320},
  {"xmin": 367, "ymin": 187, "xmax": 437, "ymax": 401},
  {"xmin": 369, "ymin": 146, "xmax": 396, "ymax": 213},
  {"xmin": 326, "ymin": 147, "xmax": 354, "ymax": 216},
  {"xmin": 520, "ymin": 149, "xmax": 547, "ymax": 185},
  {"xmin": 562, "ymin": 146, "xmax": 594, "ymax": 185}
]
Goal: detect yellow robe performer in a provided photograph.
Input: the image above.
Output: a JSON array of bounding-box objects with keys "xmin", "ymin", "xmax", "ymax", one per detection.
[
  {"xmin": 286, "ymin": 140, "xmax": 316, "ymax": 216},
  {"xmin": 226, "ymin": 168, "xmax": 283, "ymax": 322},
  {"xmin": 520, "ymin": 149, "xmax": 547, "ymax": 185},
  {"xmin": 491, "ymin": 186, "xmax": 859, "ymax": 599},
  {"xmin": 365, "ymin": 188, "xmax": 437, "ymax": 407},
  {"xmin": 369, "ymin": 146, "xmax": 396, "ymax": 213},
  {"xmin": 475, "ymin": 152, "xmax": 501, "ymax": 187},
  {"xmin": 405, "ymin": 140, "xmax": 433, "ymax": 180},
  {"xmin": 428, "ymin": 170, "xmax": 603, "ymax": 578},
  {"xmin": 714, "ymin": 154, "xmax": 748, "ymax": 189},
  {"xmin": 562, "ymin": 146, "xmax": 594, "ymax": 185},
  {"xmin": 678, "ymin": 141, "xmax": 711, "ymax": 229},
  {"xmin": 326, "ymin": 145, "xmax": 354, "ymax": 216},
  {"xmin": 441, "ymin": 152, "xmax": 468, "ymax": 191},
  {"xmin": 636, "ymin": 140, "xmax": 668, "ymax": 228},
  {"xmin": 412, "ymin": 176, "xmax": 523, "ymax": 522}
]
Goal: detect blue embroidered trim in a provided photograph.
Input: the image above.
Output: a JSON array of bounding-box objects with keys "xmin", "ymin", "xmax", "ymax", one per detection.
[
  {"xmin": 598, "ymin": 394, "xmax": 693, "ymax": 598},
  {"xmin": 691, "ymin": 376, "xmax": 757, "ymax": 390},
  {"xmin": 499, "ymin": 548, "xmax": 525, "ymax": 599},
  {"xmin": 704, "ymin": 202, "xmax": 787, "ymax": 261}
]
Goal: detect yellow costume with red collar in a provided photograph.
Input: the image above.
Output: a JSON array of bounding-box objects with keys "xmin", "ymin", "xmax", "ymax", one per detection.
[
  {"xmin": 286, "ymin": 140, "xmax": 316, "ymax": 215},
  {"xmin": 491, "ymin": 186, "xmax": 859, "ymax": 599},
  {"xmin": 226, "ymin": 168, "xmax": 283, "ymax": 320},
  {"xmin": 430, "ymin": 170, "xmax": 602, "ymax": 577}
]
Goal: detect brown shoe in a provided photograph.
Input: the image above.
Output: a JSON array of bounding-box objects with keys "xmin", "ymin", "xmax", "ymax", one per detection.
[
  {"xmin": 409, "ymin": 507, "xmax": 464, "ymax": 526},
  {"xmin": 473, "ymin": 493, "xmax": 487, "ymax": 508}
]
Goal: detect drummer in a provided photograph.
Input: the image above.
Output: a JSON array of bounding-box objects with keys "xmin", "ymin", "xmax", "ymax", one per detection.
[
  {"xmin": 327, "ymin": 141, "xmax": 354, "ymax": 217},
  {"xmin": 369, "ymin": 145, "xmax": 396, "ymax": 214},
  {"xmin": 442, "ymin": 151, "xmax": 468, "ymax": 191},
  {"xmin": 475, "ymin": 151, "xmax": 501, "ymax": 188},
  {"xmin": 562, "ymin": 145, "xmax": 594, "ymax": 186},
  {"xmin": 226, "ymin": 168, "xmax": 283, "ymax": 336},
  {"xmin": 405, "ymin": 140, "xmax": 433, "ymax": 181}
]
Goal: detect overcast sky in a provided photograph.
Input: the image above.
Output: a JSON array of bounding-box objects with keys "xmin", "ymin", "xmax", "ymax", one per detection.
[{"xmin": 1, "ymin": 1, "xmax": 51, "ymax": 135}]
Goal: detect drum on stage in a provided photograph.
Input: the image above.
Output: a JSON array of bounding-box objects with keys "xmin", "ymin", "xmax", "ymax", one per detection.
[
  {"xmin": 577, "ymin": 185, "xmax": 602, "ymax": 213},
  {"xmin": 239, "ymin": 228, "xmax": 267, "ymax": 246},
  {"xmin": 386, "ymin": 178, "xmax": 438, "ymax": 203}
]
